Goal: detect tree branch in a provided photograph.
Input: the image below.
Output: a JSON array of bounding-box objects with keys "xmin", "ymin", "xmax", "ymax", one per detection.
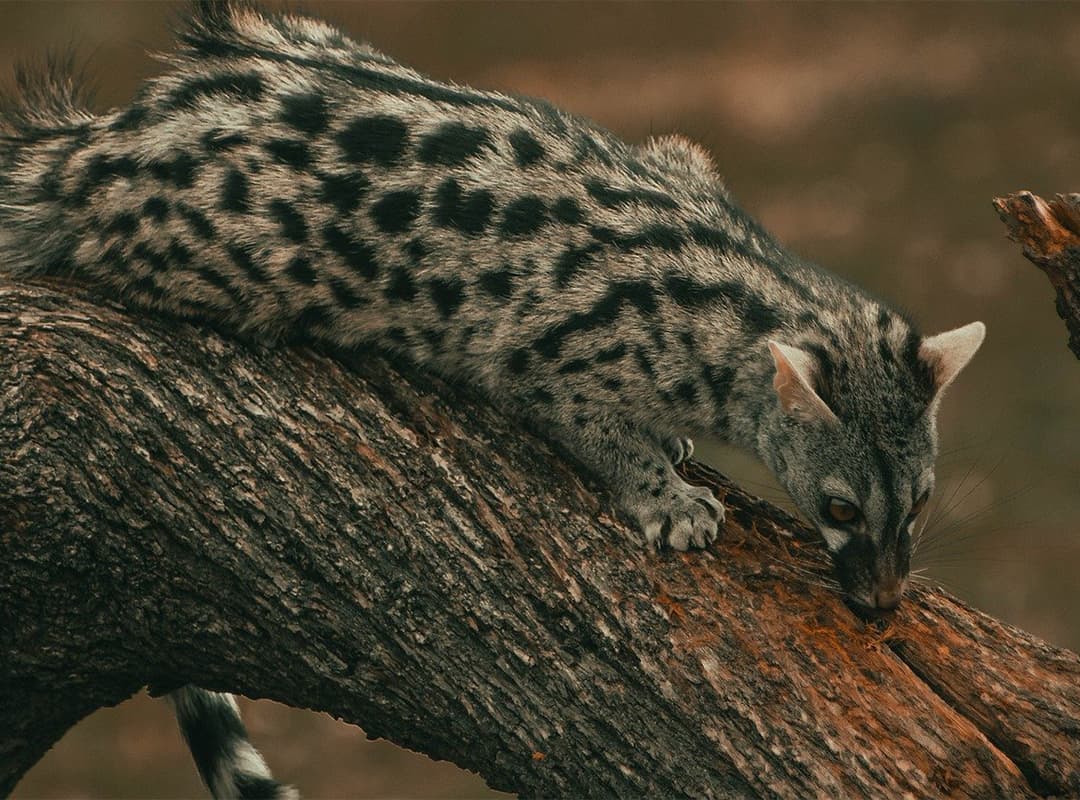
[
  {"xmin": 2, "ymin": 280, "xmax": 1078, "ymax": 798},
  {"xmin": 994, "ymin": 191, "xmax": 1080, "ymax": 360}
]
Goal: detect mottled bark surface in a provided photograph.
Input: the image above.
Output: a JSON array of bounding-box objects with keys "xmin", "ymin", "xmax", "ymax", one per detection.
[
  {"xmin": 2, "ymin": 280, "xmax": 1078, "ymax": 799},
  {"xmin": 995, "ymin": 191, "xmax": 1080, "ymax": 360}
]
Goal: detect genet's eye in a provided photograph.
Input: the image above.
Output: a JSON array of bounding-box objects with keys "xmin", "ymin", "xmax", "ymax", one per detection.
[
  {"xmin": 906, "ymin": 491, "xmax": 930, "ymax": 523},
  {"xmin": 825, "ymin": 497, "xmax": 861, "ymax": 525}
]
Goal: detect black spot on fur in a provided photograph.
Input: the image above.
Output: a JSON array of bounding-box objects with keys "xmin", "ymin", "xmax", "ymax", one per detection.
[
  {"xmin": 877, "ymin": 306, "xmax": 893, "ymax": 334},
  {"xmin": 574, "ymin": 133, "xmax": 614, "ymax": 167},
  {"xmin": 558, "ymin": 358, "xmax": 590, "ymax": 374},
  {"xmin": 227, "ymin": 242, "xmax": 269, "ymax": 283},
  {"xmin": 109, "ymin": 104, "xmax": 147, "ymax": 132},
  {"xmin": 405, "ymin": 238, "xmax": 427, "ymax": 265},
  {"xmin": 69, "ymin": 154, "xmax": 137, "ymax": 205},
  {"xmin": 268, "ymin": 199, "xmax": 308, "ymax": 243},
  {"xmin": 132, "ymin": 242, "xmax": 167, "ymax": 272},
  {"xmin": 418, "ymin": 122, "xmax": 491, "ymax": 166},
  {"xmin": 584, "ymin": 179, "xmax": 677, "ymax": 211},
  {"xmin": 296, "ymin": 303, "xmax": 333, "ymax": 330},
  {"xmin": 287, "ymin": 254, "xmax": 317, "ymax": 285},
  {"xmin": 129, "ymin": 276, "xmax": 163, "ymax": 299},
  {"xmin": 421, "ymin": 327, "xmax": 446, "ymax": 349},
  {"xmin": 264, "ymin": 138, "xmax": 312, "ymax": 170},
  {"xmin": 877, "ymin": 338, "xmax": 898, "ymax": 380},
  {"xmin": 433, "ymin": 178, "xmax": 494, "ymax": 236},
  {"xmin": 87, "ymin": 154, "xmax": 138, "ymax": 186},
  {"xmin": 386, "ymin": 327, "xmax": 409, "ymax": 345},
  {"xmin": 429, "ymin": 277, "xmax": 466, "ymax": 318},
  {"xmin": 688, "ymin": 223, "xmax": 739, "ymax": 253},
  {"xmin": 635, "ymin": 346, "xmax": 657, "ymax": 378},
  {"xmin": 38, "ymin": 168, "xmax": 63, "ymax": 203},
  {"xmin": 690, "ymin": 223, "xmax": 815, "ymax": 302},
  {"xmin": 168, "ymin": 238, "xmax": 192, "ymax": 266},
  {"xmin": 591, "ymin": 225, "xmax": 685, "ymax": 252},
  {"xmin": 478, "ymin": 268, "xmax": 513, "ymax": 300},
  {"xmin": 902, "ymin": 330, "xmax": 936, "ymax": 403},
  {"xmin": 322, "ymin": 223, "xmax": 379, "ymax": 280},
  {"xmin": 507, "ymin": 348, "xmax": 530, "ymax": 374},
  {"xmin": 98, "ymin": 244, "xmax": 129, "ymax": 273},
  {"xmin": 201, "ymin": 128, "xmax": 249, "ymax": 152},
  {"xmin": 197, "ymin": 266, "xmax": 245, "ymax": 306},
  {"xmin": 319, "ymin": 172, "xmax": 369, "ymax": 214},
  {"xmin": 702, "ymin": 364, "xmax": 735, "ymax": 410},
  {"xmin": 337, "ymin": 116, "xmax": 409, "ymax": 166},
  {"xmin": 509, "ymin": 128, "xmax": 545, "ymax": 167},
  {"xmin": 329, "ymin": 278, "xmax": 367, "ymax": 309},
  {"xmin": 675, "ymin": 380, "xmax": 699, "ymax": 403},
  {"xmin": 596, "ymin": 342, "xmax": 627, "ymax": 363},
  {"xmin": 141, "ymin": 197, "xmax": 170, "ymax": 223},
  {"xmin": 664, "ymin": 274, "xmax": 730, "ymax": 307},
  {"xmin": 280, "ymin": 92, "xmax": 329, "ymax": 136},
  {"xmin": 555, "ymin": 242, "xmax": 604, "ymax": 288},
  {"xmin": 664, "ymin": 274, "xmax": 783, "ymax": 334},
  {"xmin": 665, "ymin": 274, "xmax": 786, "ymax": 334},
  {"xmin": 533, "ymin": 282, "xmax": 658, "ymax": 359},
  {"xmin": 163, "ymin": 71, "xmax": 266, "ymax": 110},
  {"xmin": 221, "ymin": 168, "xmax": 249, "ymax": 212},
  {"xmin": 371, "ymin": 190, "xmax": 420, "ymax": 234},
  {"xmin": 742, "ymin": 295, "xmax": 784, "ymax": 334},
  {"xmin": 532, "ymin": 388, "xmax": 555, "ymax": 404},
  {"xmin": 500, "ymin": 196, "xmax": 548, "ymax": 236},
  {"xmin": 104, "ymin": 212, "xmax": 139, "ymax": 238},
  {"xmin": 148, "ymin": 152, "xmax": 198, "ymax": 188},
  {"xmin": 603, "ymin": 377, "xmax": 623, "ymax": 391},
  {"xmin": 385, "ymin": 267, "xmax": 417, "ymax": 302},
  {"xmin": 552, "ymin": 197, "xmax": 584, "ymax": 224}
]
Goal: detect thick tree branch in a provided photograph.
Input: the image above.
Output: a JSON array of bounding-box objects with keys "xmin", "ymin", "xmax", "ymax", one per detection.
[
  {"xmin": 2, "ymin": 280, "xmax": 1078, "ymax": 798},
  {"xmin": 994, "ymin": 191, "xmax": 1080, "ymax": 360}
]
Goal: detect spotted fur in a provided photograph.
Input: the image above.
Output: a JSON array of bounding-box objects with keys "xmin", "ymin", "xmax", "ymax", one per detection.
[{"xmin": 1, "ymin": 3, "xmax": 984, "ymax": 794}]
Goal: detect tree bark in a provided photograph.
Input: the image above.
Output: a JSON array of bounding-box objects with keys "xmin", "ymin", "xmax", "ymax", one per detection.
[
  {"xmin": 1, "ymin": 279, "xmax": 1078, "ymax": 799},
  {"xmin": 995, "ymin": 191, "xmax": 1080, "ymax": 361}
]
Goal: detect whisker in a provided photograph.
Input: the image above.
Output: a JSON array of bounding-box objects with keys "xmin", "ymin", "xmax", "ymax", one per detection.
[
  {"xmin": 927, "ymin": 459, "xmax": 979, "ymax": 529},
  {"xmin": 928, "ymin": 455, "xmax": 1006, "ymax": 530}
]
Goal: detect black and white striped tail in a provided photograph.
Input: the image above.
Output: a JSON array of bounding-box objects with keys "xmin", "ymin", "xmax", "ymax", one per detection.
[{"xmin": 168, "ymin": 686, "xmax": 297, "ymax": 800}]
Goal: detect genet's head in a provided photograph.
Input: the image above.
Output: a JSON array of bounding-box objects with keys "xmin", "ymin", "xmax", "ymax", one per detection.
[{"xmin": 763, "ymin": 320, "xmax": 985, "ymax": 611}]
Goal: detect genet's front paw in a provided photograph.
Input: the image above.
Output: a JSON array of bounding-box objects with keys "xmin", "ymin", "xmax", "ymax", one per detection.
[{"xmin": 624, "ymin": 478, "xmax": 724, "ymax": 551}]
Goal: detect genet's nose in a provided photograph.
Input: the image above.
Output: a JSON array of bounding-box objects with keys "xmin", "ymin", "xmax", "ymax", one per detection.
[{"xmin": 873, "ymin": 580, "xmax": 903, "ymax": 610}]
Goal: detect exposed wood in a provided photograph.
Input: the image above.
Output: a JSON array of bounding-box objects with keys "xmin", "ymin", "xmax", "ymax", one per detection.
[
  {"xmin": 994, "ymin": 191, "xmax": 1080, "ymax": 360},
  {"xmin": 2, "ymin": 279, "xmax": 1078, "ymax": 799}
]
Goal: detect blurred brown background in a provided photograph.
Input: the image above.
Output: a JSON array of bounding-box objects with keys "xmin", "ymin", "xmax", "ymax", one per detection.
[{"xmin": 6, "ymin": 1, "xmax": 1079, "ymax": 797}]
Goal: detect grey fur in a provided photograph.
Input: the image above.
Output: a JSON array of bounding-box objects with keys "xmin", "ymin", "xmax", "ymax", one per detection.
[{"xmin": 0, "ymin": 5, "xmax": 983, "ymax": 607}]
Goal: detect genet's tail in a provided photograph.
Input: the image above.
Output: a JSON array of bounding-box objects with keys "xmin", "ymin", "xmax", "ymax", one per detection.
[{"xmin": 168, "ymin": 686, "xmax": 297, "ymax": 800}]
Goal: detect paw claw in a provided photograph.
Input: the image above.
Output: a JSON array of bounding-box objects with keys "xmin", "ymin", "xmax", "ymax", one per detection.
[
  {"xmin": 627, "ymin": 478, "xmax": 723, "ymax": 551},
  {"xmin": 664, "ymin": 436, "xmax": 694, "ymax": 466}
]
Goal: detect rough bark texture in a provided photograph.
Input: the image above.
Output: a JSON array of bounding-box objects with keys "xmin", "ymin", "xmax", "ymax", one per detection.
[
  {"xmin": 995, "ymin": 191, "xmax": 1080, "ymax": 360},
  {"xmin": 2, "ymin": 279, "xmax": 1078, "ymax": 799}
]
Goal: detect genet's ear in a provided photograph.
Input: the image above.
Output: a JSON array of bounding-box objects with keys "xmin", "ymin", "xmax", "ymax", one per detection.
[
  {"xmin": 919, "ymin": 321, "xmax": 986, "ymax": 404},
  {"xmin": 767, "ymin": 341, "xmax": 839, "ymax": 426}
]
